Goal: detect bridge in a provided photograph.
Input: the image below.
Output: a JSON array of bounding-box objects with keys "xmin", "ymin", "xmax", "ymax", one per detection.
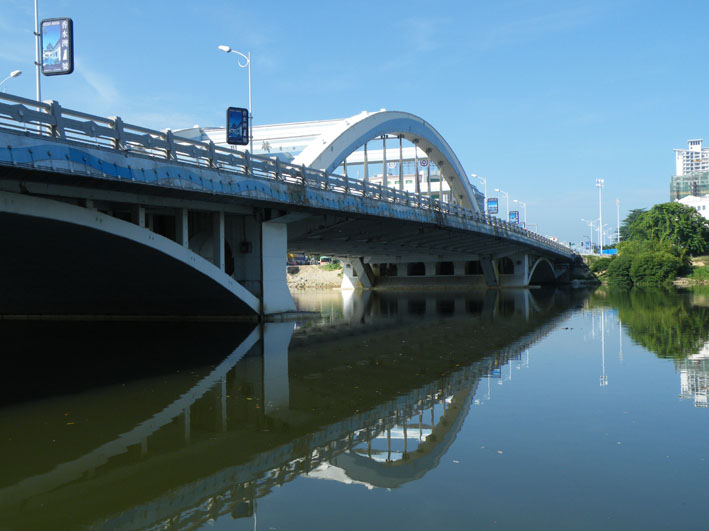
[{"xmin": 0, "ymin": 93, "xmax": 576, "ymax": 318}]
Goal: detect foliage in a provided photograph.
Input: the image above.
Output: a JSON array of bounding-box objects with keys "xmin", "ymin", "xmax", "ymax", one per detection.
[
  {"xmin": 319, "ymin": 263, "xmax": 342, "ymax": 271},
  {"xmin": 689, "ymin": 265, "xmax": 709, "ymax": 280},
  {"xmin": 605, "ymin": 253, "xmax": 633, "ymax": 287},
  {"xmin": 619, "ymin": 208, "xmax": 646, "ymax": 242},
  {"xmin": 624, "ymin": 202, "xmax": 709, "ymax": 256},
  {"xmin": 588, "ymin": 288, "xmax": 709, "ymax": 359},
  {"xmin": 589, "ymin": 256, "xmax": 614, "ymax": 273},
  {"xmin": 606, "ymin": 239, "xmax": 691, "ymax": 287},
  {"xmin": 629, "ymin": 251, "xmax": 682, "ymax": 286}
]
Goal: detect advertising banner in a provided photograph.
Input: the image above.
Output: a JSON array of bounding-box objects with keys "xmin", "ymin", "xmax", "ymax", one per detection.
[
  {"xmin": 226, "ymin": 107, "xmax": 249, "ymax": 146},
  {"xmin": 487, "ymin": 197, "xmax": 499, "ymax": 215},
  {"xmin": 509, "ymin": 210, "xmax": 520, "ymax": 224},
  {"xmin": 41, "ymin": 18, "xmax": 74, "ymax": 75}
]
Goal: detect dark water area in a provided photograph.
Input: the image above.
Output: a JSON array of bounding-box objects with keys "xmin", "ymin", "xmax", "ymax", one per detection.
[{"xmin": 2, "ymin": 287, "xmax": 709, "ymax": 530}]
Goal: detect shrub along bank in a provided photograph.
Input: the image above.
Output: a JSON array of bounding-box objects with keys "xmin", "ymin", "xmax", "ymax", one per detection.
[{"xmin": 592, "ymin": 202, "xmax": 709, "ymax": 288}]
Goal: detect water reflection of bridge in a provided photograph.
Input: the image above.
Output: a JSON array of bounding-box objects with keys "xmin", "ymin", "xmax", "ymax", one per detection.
[{"xmin": 0, "ymin": 289, "xmax": 588, "ymax": 529}]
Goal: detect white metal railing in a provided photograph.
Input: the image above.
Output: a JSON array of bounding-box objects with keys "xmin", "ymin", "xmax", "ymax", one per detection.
[{"xmin": 0, "ymin": 93, "xmax": 572, "ymax": 256}]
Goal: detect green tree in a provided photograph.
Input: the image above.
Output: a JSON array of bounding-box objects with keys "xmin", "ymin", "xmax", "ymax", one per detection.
[
  {"xmin": 619, "ymin": 208, "xmax": 646, "ymax": 241},
  {"xmin": 625, "ymin": 202, "xmax": 709, "ymax": 256}
]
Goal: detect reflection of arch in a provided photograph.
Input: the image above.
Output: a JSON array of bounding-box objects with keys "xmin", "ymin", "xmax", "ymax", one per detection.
[
  {"xmin": 529, "ymin": 257, "xmax": 556, "ymax": 285},
  {"xmin": 293, "ymin": 111, "xmax": 482, "ymax": 212}
]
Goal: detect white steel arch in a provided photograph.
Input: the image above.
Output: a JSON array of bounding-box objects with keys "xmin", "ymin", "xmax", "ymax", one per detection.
[{"xmin": 293, "ymin": 111, "xmax": 483, "ymax": 213}]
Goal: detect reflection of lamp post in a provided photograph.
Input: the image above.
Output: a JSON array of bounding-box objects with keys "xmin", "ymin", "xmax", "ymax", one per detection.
[
  {"xmin": 0, "ymin": 70, "xmax": 21, "ymax": 92},
  {"xmin": 218, "ymin": 45, "xmax": 252, "ymax": 153},
  {"xmin": 513, "ymin": 199, "xmax": 527, "ymax": 226},
  {"xmin": 494, "ymin": 188, "xmax": 509, "ymax": 220},
  {"xmin": 600, "ymin": 308, "xmax": 608, "ymax": 386},
  {"xmin": 471, "ymin": 173, "xmax": 487, "ymax": 214}
]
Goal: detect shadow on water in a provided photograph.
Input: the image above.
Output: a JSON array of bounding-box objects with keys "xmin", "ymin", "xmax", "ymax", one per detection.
[{"xmin": 0, "ymin": 288, "xmax": 592, "ymax": 529}]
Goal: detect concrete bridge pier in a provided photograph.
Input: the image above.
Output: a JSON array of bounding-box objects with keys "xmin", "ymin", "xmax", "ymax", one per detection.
[{"xmin": 341, "ymin": 257, "xmax": 375, "ymax": 290}]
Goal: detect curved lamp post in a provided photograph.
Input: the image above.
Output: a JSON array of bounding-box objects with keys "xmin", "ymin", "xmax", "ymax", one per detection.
[
  {"xmin": 218, "ymin": 45, "xmax": 252, "ymax": 153},
  {"xmin": 0, "ymin": 70, "xmax": 22, "ymax": 92},
  {"xmin": 513, "ymin": 199, "xmax": 527, "ymax": 227},
  {"xmin": 471, "ymin": 173, "xmax": 487, "ymax": 214},
  {"xmin": 494, "ymin": 188, "xmax": 509, "ymax": 220}
]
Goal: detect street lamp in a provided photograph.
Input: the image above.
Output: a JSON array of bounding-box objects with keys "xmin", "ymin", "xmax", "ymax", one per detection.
[
  {"xmin": 581, "ymin": 218, "xmax": 595, "ymax": 252},
  {"xmin": 494, "ymin": 188, "xmax": 509, "ymax": 220},
  {"xmin": 471, "ymin": 173, "xmax": 487, "ymax": 214},
  {"xmin": 0, "ymin": 70, "xmax": 21, "ymax": 92},
  {"xmin": 218, "ymin": 44, "xmax": 252, "ymax": 153},
  {"xmin": 596, "ymin": 178, "xmax": 604, "ymax": 251},
  {"xmin": 513, "ymin": 199, "xmax": 527, "ymax": 227}
]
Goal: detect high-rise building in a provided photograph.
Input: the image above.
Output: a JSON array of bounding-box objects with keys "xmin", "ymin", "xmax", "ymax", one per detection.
[
  {"xmin": 670, "ymin": 139, "xmax": 709, "ymax": 200},
  {"xmin": 675, "ymin": 139, "xmax": 709, "ymax": 175}
]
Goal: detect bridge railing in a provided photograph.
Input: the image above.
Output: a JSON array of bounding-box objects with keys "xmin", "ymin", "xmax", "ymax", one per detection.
[{"xmin": 0, "ymin": 93, "xmax": 572, "ymax": 256}]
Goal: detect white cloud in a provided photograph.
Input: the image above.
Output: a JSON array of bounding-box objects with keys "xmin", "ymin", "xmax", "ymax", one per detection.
[{"xmin": 79, "ymin": 66, "xmax": 121, "ymax": 106}]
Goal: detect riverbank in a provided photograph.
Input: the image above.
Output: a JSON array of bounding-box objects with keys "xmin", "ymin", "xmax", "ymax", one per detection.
[{"xmin": 286, "ymin": 265, "xmax": 342, "ymax": 291}]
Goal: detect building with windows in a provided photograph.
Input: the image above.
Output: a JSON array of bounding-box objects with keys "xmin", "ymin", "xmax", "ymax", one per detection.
[
  {"xmin": 671, "ymin": 139, "xmax": 709, "ymax": 200},
  {"xmin": 677, "ymin": 194, "xmax": 709, "ymax": 220}
]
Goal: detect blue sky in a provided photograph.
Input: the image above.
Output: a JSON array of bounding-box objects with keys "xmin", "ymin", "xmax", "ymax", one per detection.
[{"xmin": 1, "ymin": 0, "xmax": 708, "ymax": 244}]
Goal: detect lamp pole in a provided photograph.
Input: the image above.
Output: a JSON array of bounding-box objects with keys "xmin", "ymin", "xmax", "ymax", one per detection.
[
  {"xmin": 218, "ymin": 45, "xmax": 252, "ymax": 153},
  {"xmin": 494, "ymin": 188, "xmax": 509, "ymax": 220},
  {"xmin": 581, "ymin": 218, "xmax": 595, "ymax": 252},
  {"xmin": 616, "ymin": 198, "xmax": 620, "ymax": 244},
  {"xmin": 34, "ymin": 0, "xmax": 41, "ymax": 102},
  {"xmin": 471, "ymin": 173, "xmax": 487, "ymax": 214},
  {"xmin": 513, "ymin": 199, "xmax": 527, "ymax": 227},
  {"xmin": 596, "ymin": 178, "xmax": 604, "ymax": 252},
  {"xmin": 0, "ymin": 70, "xmax": 22, "ymax": 92}
]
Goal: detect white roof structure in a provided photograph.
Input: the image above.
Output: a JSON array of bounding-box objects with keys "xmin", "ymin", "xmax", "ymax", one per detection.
[{"xmin": 174, "ymin": 110, "xmax": 484, "ymax": 212}]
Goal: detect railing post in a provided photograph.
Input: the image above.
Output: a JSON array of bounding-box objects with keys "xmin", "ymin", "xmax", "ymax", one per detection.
[
  {"xmin": 109, "ymin": 115, "xmax": 126, "ymax": 150},
  {"xmin": 47, "ymin": 100, "xmax": 66, "ymax": 139},
  {"xmin": 208, "ymin": 140, "xmax": 217, "ymax": 168},
  {"xmin": 245, "ymin": 150, "xmax": 252, "ymax": 176},
  {"xmin": 165, "ymin": 128, "xmax": 176, "ymax": 160}
]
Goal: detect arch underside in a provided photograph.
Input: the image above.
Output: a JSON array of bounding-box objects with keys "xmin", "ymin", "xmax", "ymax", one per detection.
[
  {"xmin": 294, "ymin": 111, "xmax": 483, "ymax": 213},
  {"xmin": 529, "ymin": 258, "xmax": 557, "ymax": 285},
  {"xmin": 0, "ymin": 211, "xmax": 258, "ymax": 317}
]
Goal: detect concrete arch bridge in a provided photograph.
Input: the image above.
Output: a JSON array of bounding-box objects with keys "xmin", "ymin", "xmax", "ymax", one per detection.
[{"xmin": 0, "ymin": 93, "xmax": 576, "ymax": 318}]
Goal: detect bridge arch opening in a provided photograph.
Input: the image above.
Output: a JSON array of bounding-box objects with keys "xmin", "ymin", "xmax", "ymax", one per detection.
[
  {"xmin": 465, "ymin": 260, "xmax": 483, "ymax": 275},
  {"xmin": 529, "ymin": 258, "xmax": 557, "ymax": 285},
  {"xmin": 498, "ymin": 257, "xmax": 514, "ymax": 275},
  {"xmin": 436, "ymin": 262, "xmax": 454, "ymax": 276},
  {"xmin": 407, "ymin": 262, "xmax": 426, "ymax": 276}
]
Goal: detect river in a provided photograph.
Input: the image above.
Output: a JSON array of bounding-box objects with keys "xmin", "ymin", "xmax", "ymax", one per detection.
[{"xmin": 1, "ymin": 286, "xmax": 708, "ymax": 530}]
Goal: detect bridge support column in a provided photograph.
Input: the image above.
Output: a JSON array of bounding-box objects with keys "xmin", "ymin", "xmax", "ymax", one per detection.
[
  {"xmin": 480, "ymin": 257, "xmax": 498, "ymax": 287},
  {"xmin": 213, "ymin": 211, "xmax": 225, "ymax": 271},
  {"xmin": 261, "ymin": 220, "xmax": 296, "ymax": 315},
  {"xmin": 341, "ymin": 258, "xmax": 374, "ymax": 290},
  {"xmin": 500, "ymin": 254, "xmax": 530, "ymax": 287},
  {"xmin": 132, "ymin": 205, "xmax": 146, "ymax": 228},
  {"xmin": 175, "ymin": 207, "xmax": 189, "ymax": 247},
  {"xmin": 233, "ymin": 214, "xmax": 295, "ymax": 315}
]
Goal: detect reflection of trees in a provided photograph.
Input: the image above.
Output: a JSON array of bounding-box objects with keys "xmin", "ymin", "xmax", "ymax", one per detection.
[{"xmin": 590, "ymin": 288, "xmax": 709, "ymax": 359}]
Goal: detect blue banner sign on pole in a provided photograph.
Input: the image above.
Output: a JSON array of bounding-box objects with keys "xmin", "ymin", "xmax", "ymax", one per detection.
[
  {"xmin": 487, "ymin": 197, "xmax": 499, "ymax": 215},
  {"xmin": 41, "ymin": 18, "xmax": 74, "ymax": 76},
  {"xmin": 226, "ymin": 107, "xmax": 249, "ymax": 146},
  {"xmin": 509, "ymin": 210, "xmax": 519, "ymax": 224}
]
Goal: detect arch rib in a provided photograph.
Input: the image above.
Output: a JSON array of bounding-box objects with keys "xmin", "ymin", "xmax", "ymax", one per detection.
[{"xmin": 293, "ymin": 111, "xmax": 483, "ymax": 213}]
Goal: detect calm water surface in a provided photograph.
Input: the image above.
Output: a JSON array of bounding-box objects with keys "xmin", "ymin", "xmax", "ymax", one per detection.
[{"xmin": 1, "ymin": 287, "xmax": 709, "ymax": 530}]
